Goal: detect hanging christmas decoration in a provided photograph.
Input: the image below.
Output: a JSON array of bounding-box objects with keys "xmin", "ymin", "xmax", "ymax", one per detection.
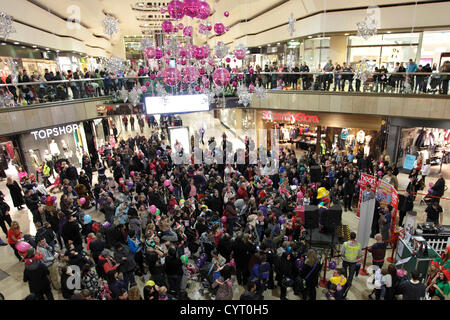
[
  {"xmin": 356, "ymin": 13, "xmax": 378, "ymax": 40},
  {"xmin": 234, "ymin": 43, "xmax": 247, "ymax": 60},
  {"xmin": 103, "ymin": 14, "xmax": 120, "ymax": 37},
  {"xmin": 7, "ymin": 57, "xmax": 18, "ymax": 85},
  {"xmin": 354, "ymin": 60, "xmax": 372, "ymax": 83},
  {"xmin": 286, "ymin": 51, "xmax": 296, "ymax": 71},
  {"xmin": 237, "ymin": 84, "xmax": 252, "ymax": 107},
  {"xmin": 119, "ymin": 88, "xmax": 129, "ymax": 103},
  {"xmin": 214, "ymin": 41, "xmax": 229, "ymax": 59},
  {"xmin": 288, "ymin": 12, "xmax": 296, "ymax": 37},
  {"xmin": 254, "ymin": 84, "xmax": 267, "ymax": 100},
  {"xmin": 105, "ymin": 56, "xmax": 124, "ymax": 75},
  {"xmin": 0, "ymin": 12, "xmax": 16, "ymax": 40},
  {"xmin": 128, "ymin": 87, "xmax": 142, "ymax": 106}
]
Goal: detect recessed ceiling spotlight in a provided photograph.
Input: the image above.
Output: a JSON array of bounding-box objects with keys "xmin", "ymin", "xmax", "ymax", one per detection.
[
  {"xmin": 1, "ymin": 43, "xmax": 7, "ymax": 45},
  {"xmin": 258, "ymin": 46, "xmax": 261, "ymax": 48},
  {"xmin": 267, "ymin": 44, "xmax": 271, "ymax": 46},
  {"xmin": 14, "ymin": 41, "xmax": 19, "ymax": 45},
  {"xmin": 344, "ymin": 33, "xmax": 349, "ymax": 36},
  {"xmin": 307, "ymin": 35, "xmax": 312, "ymax": 38},
  {"xmin": 32, "ymin": 45, "xmax": 37, "ymax": 48},
  {"xmin": 387, "ymin": 31, "xmax": 391, "ymax": 33}
]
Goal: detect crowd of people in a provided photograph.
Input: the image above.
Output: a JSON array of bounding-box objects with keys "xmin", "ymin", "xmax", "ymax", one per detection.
[
  {"xmin": 0, "ymin": 116, "xmax": 447, "ymax": 300},
  {"xmin": 1, "ymin": 57, "xmax": 449, "ymax": 107}
]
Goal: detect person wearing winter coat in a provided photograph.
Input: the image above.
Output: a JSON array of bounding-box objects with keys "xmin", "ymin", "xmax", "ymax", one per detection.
[
  {"xmin": 6, "ymin": 177, "xmax": 25, "ymax": 210},
  {"xmin": 23, "ymin": 248, "xmax": 54, "ymax": 300},
  {"xmin": 36, "ymin": 237, "xmax": 60, "ymax": 290},
  {"xmin": 212, "ymin": 265, "xmax": 234, "ymax": 300},
  {"xmin": 114, "ymin": 242, "xmax": 137, "ymax": 287}
]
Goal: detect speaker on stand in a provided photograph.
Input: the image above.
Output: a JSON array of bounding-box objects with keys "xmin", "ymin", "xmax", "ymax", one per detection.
[
  {"xmin": 310, "ymin": 165, "xmax": 321, "ymax": 183},
  {"xmin": 321, "ymin": 204, "xmax": 343, "ymax": 254},
  {"xmin": 304, "ymin": 205, "xmax": 319, "ymax": 247}
]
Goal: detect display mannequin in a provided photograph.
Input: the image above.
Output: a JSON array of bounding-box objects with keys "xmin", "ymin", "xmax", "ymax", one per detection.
[
  {"xmin": 49, "ymin": 139, "xmax": 60, "ymax": 159},
  {"xmin": 29, "ymin": 149, "xmax": 40, "ymax": 170},
  {"xmin": 43, "ymin": 150, "xmax": 54, "ymax": 177},
  {"xmin": 356, "ymin": 130, "xmax": 366, "ymax": 144},
  {"xmin": 61, "ymin": 139, "xmax": 73, "ymax": 159}
]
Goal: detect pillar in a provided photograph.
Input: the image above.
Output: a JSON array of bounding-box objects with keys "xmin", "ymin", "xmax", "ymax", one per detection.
[
  {"xmin": 385, "ymin": 124, "xmax": 401, "ymax": 165},
  {"xmin": 329, "ymin": 35, "xmax": 347, "ymax": 63}
]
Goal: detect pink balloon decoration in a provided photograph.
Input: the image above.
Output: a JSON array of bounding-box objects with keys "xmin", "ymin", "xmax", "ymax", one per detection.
[
  {"xmin": 195, "ymin": 85, "xmax": 200, "ymax": 91},
  {"xmin": 162, "ymin": 20, "xmax": 173, "ymax": 33},
  {"xmin": 226, "ymin": 57, "xmax": 231, "ymax": 63},
  {"xmin": 214, "ymin": 23, "xmax": 225, "ymax": 35},
  {"xmin": 249, "ymin": 68, "xmax": 254, "ymax": 74},
  {"xmin": 208, "ymin": 59, "xmax": 215, "ymax": 66},
  {"xmin": 163, "ymin": 67, "xmax": 181, "ymax": 86},
  {"xmin": 297, "ymin": 191, "xmax": 303, "ymax": 199},
  {"xmin": 183, "ymin": 0, "xmax": 200, "ymax": 18},
  {"xmin": 155, "ymin": 48, "xmax": 163, "ymax": 59},
  {"xmin": 164, "ymin": 179, "xmax": 171, "ymax": 187},
  {"xmin": 183, "ymin": 66, "xmax": 200, "ymax": 83},
  {"xmin": 168, "ymin": 0, "xmax": 185, "ymax": 20},
  {"xmin": 169, "ymin": 186, "xmax": 174, "ymax": 192},
  {"xmin": 213, "ymin": 68, "xmax": 231, "ymax": 86},
  {"xmin": 173, "ymin": 27, "xmax": 178, "ymax": 33},
  {"xmin": 150, "ymin": 74, "xmax": 156, "ymax": 80},
  {"xmin": 193, "ymin": 46, "xmax": 204, "ymax": 60},
  {"xmin": 235, "ymin": 49, "xmax": 246, "ymax": 60},
  {"xmin": 249, "ymin": 83, "xmax": 255, "ymax": 93},
  {"xmin": 225, "ymin": 26, "xmax": 230, "ymax": 32},
  {"xmin": 161, "ymin": 8, "xmax": 167, "ymax": 14},
  {"xmin": 149, "ymin": 205, "xmax": 157, "ymax": 214},
  {"xmin": 232, "ymin": 81, "xmax": 237, "ymax": 87},
  {"xmin": 15, "ymin": 241, "xmax": 31, "ymax": 253},
  {"xmin": 141, "ymin": 86, "xmax": 147, "ymax": 93},
  {"xmin": 183, "ymin": 26, "xmax": 193, "ymax": 37},
  {"xmin": 197, "ymin": 1, "xmax": 211, "ymax": 20},
  {"xmin": 180, "ymin": 59, "xmax": 187, "ymax": 65},
  {"xmin": 145, "ymin": 81, "xmax": 151, "ymax": 87},
  {"xmin": 231, "ymin": 68, "xmax": 236, "ymax": 73},
  {"xmin": 79, "ymin": 197, "xmax": 86, "ymax": 205},
  {"xmin": 130, "ymin": 171, "xmax": 135, "ymax": 176},
  {"xmin": 206, "ymin": 24, "xmax": 212, "ymax": 31},
  {"xmin": 238, "ymin": 73, "xmax": 243, "ymax": 79},
  {"xmin": 178, "ymin": 23, "xmax": 184, "ymax": 29},
  {"xmin": 202, "ymin": 45, "xmax": 210, "ymax": 58},
  {"xmin": 224, "ymin": 11, "xmax": 229, "ymax": 17},
  {"xmin": 144, "ymin": 47, "xmax": 156, "ymax": 59}
]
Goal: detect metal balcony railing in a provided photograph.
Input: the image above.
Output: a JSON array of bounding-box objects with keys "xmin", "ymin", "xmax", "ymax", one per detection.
[{"xmin": 0, "ymin": 71, "xmax": 449, "ymax": 109}]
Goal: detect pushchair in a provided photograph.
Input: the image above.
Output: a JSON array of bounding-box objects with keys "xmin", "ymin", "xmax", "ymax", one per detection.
[
  {"xmin": 428, "ymin": 73, "xmax": 441, "ymax": 94},
  {"xmin": 198, "ymin": 261, "xmax": 222, "ymax": 296}
]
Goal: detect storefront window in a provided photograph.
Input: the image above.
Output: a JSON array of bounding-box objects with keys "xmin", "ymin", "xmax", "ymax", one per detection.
[
  {"xmin": 421, "ymin": 30, "xmax": 450, "ymax": 68},
  {"xmin": 304, "ymin": 38, "xmax": 330, "ymax": 70},
  {"xmin": 347, "ymin": 33, "xmax": 419, "ymax": 71}
]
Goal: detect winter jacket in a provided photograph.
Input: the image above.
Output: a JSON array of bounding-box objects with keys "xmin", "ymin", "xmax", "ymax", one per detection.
[
  {"xmin": 23, "ymin": 260, "xmax": 51, "ymax": 294},
  {"xmin": 114, "ymin": 244, "xmax": 136, "ymax": 273}
]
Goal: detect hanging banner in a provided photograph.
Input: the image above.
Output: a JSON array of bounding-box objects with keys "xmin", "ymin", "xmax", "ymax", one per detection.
[
  {"xmin": 403, "ymin": 154, "xmax": 416, "ymax": 170},
  {"xmin": 376, "ymin": 179, "xmax": 399, "ymax": 242},
  {"xmin": 356, "ymin": 173, "xmax": 377, "ymax": 218}
]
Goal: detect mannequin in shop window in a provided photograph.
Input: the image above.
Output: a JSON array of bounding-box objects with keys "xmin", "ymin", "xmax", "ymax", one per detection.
[
  {"xmin": 49, "ymin": 139, "xmax": 60, "ymax": 160},
  {"xmin": 29, "ymin": 150, "xmax": 41, "ymax": 182}
]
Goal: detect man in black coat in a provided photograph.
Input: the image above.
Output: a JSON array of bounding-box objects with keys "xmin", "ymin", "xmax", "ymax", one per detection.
[
  {"xmin": 343, "ymin": 175, "xmax": 356, "ymax": 212},
  {"xmin": 114, "ymin": 243, "xmax": 137, "ymax": 287},
  {"xmin": 65, "ymin": 163, "xmax": 79, "ymax": 187},
  {"xmin": 61, "ymin": 214, "xmax": 82, "ymax": 252},
  {"xmin": 431, "ymin": 173, "xmax": 446, "ymax": 204},
  {"xmin": 207, "ymin": 189, "xmax": 223, "ymax": 215},
  {"xmin": 23, "ymin": 248, "xmax": 54, "ymax": 300},
  {"xmin": 25, "ymin": 189, "xmax": 41, "ymax": 223}
]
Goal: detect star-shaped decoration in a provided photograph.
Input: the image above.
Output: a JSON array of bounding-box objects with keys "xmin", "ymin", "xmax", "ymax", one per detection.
[
  {"xmin": 119, "ymin": 87, "xmax": 129, "ymax": 103},
  {"xmin": 105, "ymin": 56, "xmax": 124, "ymax": 75},
  {"xmin": 103, "ymin": 14, "xmax": 120, "ymax": 37},
  {"xmin": 0, "ymin": 12, "xmax": 16, "ymax": 40},
  {"xmin": 288, "ymin": 12, "xmax": 296, "ymax": 37}
]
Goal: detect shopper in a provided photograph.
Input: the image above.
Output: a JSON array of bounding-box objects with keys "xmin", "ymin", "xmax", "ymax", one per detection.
[
  {"xmin": 340, "ymin": 231, "xmax": 362, "ymax": 287},
  {"xmin": 367, "ymin": 234, "xmax": 386, "ymax": 269},
  {"xmin": 8, "ymin": 220, "xmax": 23, "ymax": 262},
  {"xmin": 398, "ymin": 269, "xmax": 426, "ymax": 300},
  {"xmin": 6, "ymin": 177, "xmax": 25, "ymax": 210}
]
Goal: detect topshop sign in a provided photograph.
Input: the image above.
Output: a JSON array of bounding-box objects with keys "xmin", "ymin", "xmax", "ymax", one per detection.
[{"xmin": 30, "ymin": 124, "xmax": 79, "ymax": 140}]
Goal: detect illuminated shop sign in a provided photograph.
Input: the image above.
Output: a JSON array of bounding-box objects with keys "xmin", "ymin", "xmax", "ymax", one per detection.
[
  {"xmin": 30, "ymin": 124, "xmax": 79, "ymax": 140},
  {"xmin": 262, "ymin": 111, "xmax": 319, "ymax": 124}
]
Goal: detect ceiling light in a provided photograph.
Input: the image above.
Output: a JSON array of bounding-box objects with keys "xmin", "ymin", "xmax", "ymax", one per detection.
[
  {"xmin": 344, "ymin": 33, "xmax": 349, "ymax": 36},
  {"xmin": 56, "ymin": 50, "xmax": 60, "ymax": 52},
  {"xmin": 14, "ymin": 41, "xmax": 19, "ymax": 45},
  {"xmin": 45, "ymin": 48, "xmax": 49, "ymax": 50},
  {"xmin": 386, "ymin": 31, "xmax": 391, "ymax": 33},
  {"xmin": 34, "ymin": 48, "xmax": 39, "ymax": 50},
  {"xmin": 277, "ymin": 42, "xmax": 280, "ymax": 45},
  {"xmin": 258, "ymin": 46, "xmax": 261, "ymax": 48},
  {"xmin": 32, "ymin": 45, "xmax": 37, "ymax": 48},
  {"xmin": 307, "ymin": 35, "xmax": 312, "ymax": 38},
  {"xmin": 267, "ymin": 44, "xmax": 271, "ymax": 46}
]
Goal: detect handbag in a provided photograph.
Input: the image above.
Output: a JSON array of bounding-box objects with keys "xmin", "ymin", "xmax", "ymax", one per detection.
[{"xmin": 302, "ymin": 262, "xmax": 318, "ymax": 288}]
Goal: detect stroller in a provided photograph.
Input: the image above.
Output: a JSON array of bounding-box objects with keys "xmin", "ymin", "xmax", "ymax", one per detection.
[
  {"xmin": 428, "ymin": 73, "xmax": 441, "ymax": 94},
  {"xmin": 198, "ymin": 260, "xmax": 223, "ymax": 296}
]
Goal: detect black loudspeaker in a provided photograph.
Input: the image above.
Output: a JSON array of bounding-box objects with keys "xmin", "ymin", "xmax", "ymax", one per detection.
[
  {"xmin": 310, "ymin": 165, "xmax": 321, "ymax": 182},
  {"xmin": 174, "ymin": 119, "xmax": 182, "ymax": 126},
  {"xmin": 304, "ymin": 205, "xmax": 319, "ymax": 229},
  {"xmin": 322, "ymin": 205, "xmax": 342, "ymax": 229}
]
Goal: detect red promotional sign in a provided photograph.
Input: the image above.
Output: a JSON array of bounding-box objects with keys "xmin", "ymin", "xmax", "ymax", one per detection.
[
  {"xmin": 390, "ymin": 189, "xmax": 399, "ymax": 239},
  {"xmin": 356, "ymin": 173, "xmax": 377, "ymax": 218}
]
